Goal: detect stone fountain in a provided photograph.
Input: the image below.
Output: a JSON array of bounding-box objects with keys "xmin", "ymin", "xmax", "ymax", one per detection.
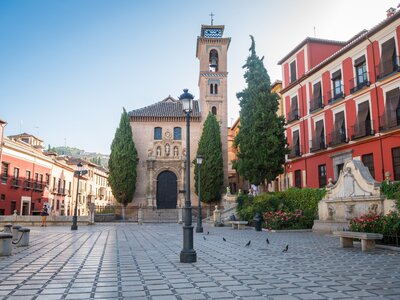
[{"xmin": 313, "ymin": 159, "xmax": 396, "ymax": 233}]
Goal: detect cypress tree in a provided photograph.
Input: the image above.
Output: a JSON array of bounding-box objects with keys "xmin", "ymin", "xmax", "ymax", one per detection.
[
  {"xmin": 108, "ymin": 108, "xmax": 138, "ymax": 219},
  {"xmin": 234, "ymin": 36, "xmax": 288, "ymax": 185},
  {"xmin": 194, "ymin": 113, "xmax": 224, "ymax": 210}
]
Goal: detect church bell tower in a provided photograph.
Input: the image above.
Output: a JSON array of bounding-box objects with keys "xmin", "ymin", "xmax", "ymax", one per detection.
[{"xmin": 196, "ymin": 22, "xmax": 231, "ymax": 186}]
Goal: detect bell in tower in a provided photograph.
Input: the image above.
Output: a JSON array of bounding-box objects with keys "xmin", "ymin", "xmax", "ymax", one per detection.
[{"xmin": 209, "ymin": 49, "xmax": 218, "ymax": 72}]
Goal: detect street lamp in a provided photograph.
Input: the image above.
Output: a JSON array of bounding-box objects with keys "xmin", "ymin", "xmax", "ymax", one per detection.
[
  {"xmin": 71, "ymin": 162, "xmax": 88, "ymax": 230},
  {"xmin": 179, "ymin": 88, "xmax": 197, "ymax": 263},
  {"xmin": 196, "ymin": 155, "xmax": 203, "ymax": 233}
]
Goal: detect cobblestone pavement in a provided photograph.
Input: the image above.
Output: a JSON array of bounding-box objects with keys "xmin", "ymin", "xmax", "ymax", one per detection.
[{"xmin": 0, "ymin": 223, "xmax": 399, "ymax": 300}]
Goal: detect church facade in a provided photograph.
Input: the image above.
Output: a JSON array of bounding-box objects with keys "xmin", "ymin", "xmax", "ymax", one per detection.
[{"xmin": 128, "ymin": 24, "xmax": 230, "ymax": 210}]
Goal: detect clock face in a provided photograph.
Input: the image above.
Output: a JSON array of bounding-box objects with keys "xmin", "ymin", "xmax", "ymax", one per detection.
[{"xmin": 204, "ymin": 28, "xmax": 222, "ymax": 38}]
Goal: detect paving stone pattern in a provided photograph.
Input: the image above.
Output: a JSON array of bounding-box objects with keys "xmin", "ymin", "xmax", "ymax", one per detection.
[{"xmin": 0, "ymin": 223, "xmax": 399, "ymax": 299}]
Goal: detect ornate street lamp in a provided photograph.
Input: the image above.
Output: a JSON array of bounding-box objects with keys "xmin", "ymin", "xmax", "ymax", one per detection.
[
  {"xmin": 196, "ymin": 155, "xmax": 203, "ymax": 233},
  {"xmin": 71, "ymin": 162, "xmax": 88, "ymax": 230},
  {"xmin": 179, "ymin": 89, "xmax": 197, "ymax": 263}
]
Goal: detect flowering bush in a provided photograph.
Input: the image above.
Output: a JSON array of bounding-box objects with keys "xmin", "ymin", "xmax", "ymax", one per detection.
[
  {"xmin": 349, "ymin": 211, "xmax": 400, "ymax": 235},
  {"xmin": 349, "ymin": 213, "xmax": 384, "ymax": 233},
  {"xmin": 263, "ymin": 209, "xmax": 312, "ymax": 230}
]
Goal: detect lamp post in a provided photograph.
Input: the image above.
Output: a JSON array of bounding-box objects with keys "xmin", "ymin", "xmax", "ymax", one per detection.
[
  {"xmin": 71, "ymin": 162, "xmax": 87, "ymax": 230},
  {"xmin": 196, "ymin": 155, "xmax": 203, "ymax": 233},
  {"xmin": 179, "ymin": 88, "xmax": 197, "ymax": 263}
]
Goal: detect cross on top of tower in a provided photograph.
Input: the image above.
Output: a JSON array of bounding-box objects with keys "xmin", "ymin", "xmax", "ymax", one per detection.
[{"xmin": 209, "ymin": 12, "xmax": 214, "ymax": 25}]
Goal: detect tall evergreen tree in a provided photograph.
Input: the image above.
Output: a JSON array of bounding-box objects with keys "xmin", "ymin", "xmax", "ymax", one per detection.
[
  {"xmin": 234, "ymin": 36, "xmax": 288, "ymax": 185},
  {"xmin": 194, "ymin": 113, "xmax": 224, "ymax": 209},
  {"xmin": 108, "ymin": 108, "xmax": 138, "ymax": 219}
]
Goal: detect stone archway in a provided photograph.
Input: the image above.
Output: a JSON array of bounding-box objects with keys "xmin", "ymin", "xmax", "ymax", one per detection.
[{"xmin": 156, "ymin": 171, "xmax": 178, "ymax": 209}]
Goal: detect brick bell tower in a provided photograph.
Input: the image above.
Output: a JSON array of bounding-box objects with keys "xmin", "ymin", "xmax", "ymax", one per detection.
[{"xmin": 196, "ymin": 20, "xmax": 231, "ymax": 187}]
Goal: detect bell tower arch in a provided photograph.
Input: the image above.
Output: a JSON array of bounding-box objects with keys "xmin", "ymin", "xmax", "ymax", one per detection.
[{"xmin": 196, "ymin": 23, "xmax": 230, "ymax": 186}]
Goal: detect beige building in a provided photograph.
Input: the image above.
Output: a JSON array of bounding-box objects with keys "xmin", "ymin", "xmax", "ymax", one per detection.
[{"xmin": 128, "ymin": 23, "xmax": 230, "ymax": 210}]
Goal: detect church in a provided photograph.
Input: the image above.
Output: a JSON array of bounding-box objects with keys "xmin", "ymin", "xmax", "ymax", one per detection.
[{"xmin": 128, "ymin": 23, "xmax": 230, "ymax": 212}]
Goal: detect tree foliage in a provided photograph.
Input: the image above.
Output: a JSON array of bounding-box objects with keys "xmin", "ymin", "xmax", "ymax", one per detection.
[
  {"xmin": 194, "ymin": 113, "xmax": 224, "ymax": 203},
  {"xmin": 108, "ymin": 108, "xmax": 138, "ymax": 207},
  {"xmin": 234, "ymin": 36, "xmax": 289, "ymax": 185}
]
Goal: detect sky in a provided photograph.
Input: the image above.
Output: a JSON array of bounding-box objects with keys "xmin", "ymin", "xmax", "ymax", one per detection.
[{"xmin": 0, "ymin": 0, "xmax": 396, "ymax": 154}]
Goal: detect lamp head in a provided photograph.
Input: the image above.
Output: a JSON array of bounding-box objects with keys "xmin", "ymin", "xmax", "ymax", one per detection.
[
  {"xmin": 179, "ymin": 89, "xmax": 194, "ymax": 113},
  {"xmin": 197, "ymin": 155, "xmax": 203, "ymax": 165}
]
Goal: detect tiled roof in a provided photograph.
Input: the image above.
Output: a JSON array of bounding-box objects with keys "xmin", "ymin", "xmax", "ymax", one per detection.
[{"xmin": 128, "ymin": 96, "xmax": 201, "ymax": 118}]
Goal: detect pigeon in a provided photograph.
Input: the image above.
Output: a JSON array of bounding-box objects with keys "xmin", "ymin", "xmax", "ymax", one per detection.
[
  {"xmin": 245, "ymin": 240, "xmax": 251, "ymax": 247},
  {"xmin": 266, "ymin": 238, "xmax": 270, "ymax": 245},
  {"xmin": 203, "ymin": 236, "xmax": 206, "ymax": 240},
  {"xmin": 207, "ymin": 231, "xmax": 210, "ymax": 235},
  {"xmin": 223, "ymin": 237, "xmax": 226, "ymax": 242},
  {"xmin": 282, "ymin": 245, "xmax": 289, "ymax": 252}
]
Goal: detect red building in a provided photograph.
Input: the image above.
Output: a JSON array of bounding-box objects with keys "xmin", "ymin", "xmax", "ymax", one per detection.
[
  {"xmin": 0, "ymin": 134, "xmax": 51, "ymax": 215},
  {"xmin": 280, "ymin": 11, "xmax": 400, "ymax": 189}
]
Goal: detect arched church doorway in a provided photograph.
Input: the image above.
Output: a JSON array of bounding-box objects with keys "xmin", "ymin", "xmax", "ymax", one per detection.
[{"xmin": 156, "ymin": 171, "xmax": 178, "ymax": 209}]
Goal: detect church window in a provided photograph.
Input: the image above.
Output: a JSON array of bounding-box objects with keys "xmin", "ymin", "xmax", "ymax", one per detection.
[
  {"xmin": 154, "ymin": 127, "xmax": 162, "ymax": 140},
  {"xmin": 212, "ymin": 106, "xmax": 217, "ymax": 115},
  {"xmin": 214, "ymin": 84, "xmax": 218, "ymax": 94},
  {"xmin": 173, "ymin": 127, "xmax": 181, "ymax": 140},
  {"xmin": 209, "ymin": 49, "xmax": 218, "ymax": 72},
  {"xmin": 210, "ymin": 84, "xmax": 214, "ymax": 94}
]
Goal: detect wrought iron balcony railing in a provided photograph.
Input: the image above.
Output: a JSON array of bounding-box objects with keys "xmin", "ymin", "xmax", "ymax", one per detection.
[
  {"xmin": 328, "ymin": 128, "xmax": 349, "ymax": 147},
  {"xmin": 309, "ymin": 96, "xmax": 324, "ymax": 113},
  {"xmin": 351, "ymin": 120, "xmax": 374, "ymax": 140},
  {"xmin": 327, "ymin": 85, "xmax": 345, "ymax": 105},
  {"xmin": 376, "ymin": 56, "xmax": 400, "ymax": 80},
  {"xmin": 287, "ymin": 110, "xmax": 300, "ymax": 123},
  {"xmin": 349, "ymin": 72, "xmax": 371, "ymax": 94}
]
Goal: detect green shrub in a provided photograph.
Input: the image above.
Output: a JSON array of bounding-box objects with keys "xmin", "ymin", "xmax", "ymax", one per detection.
[
  {"xmin": 380, "ymin": 181, "xmax": 400, "ymax": 210},
  {"xmin": 235, "ymin": 187, "xmax": 326, "ymax": 229}
]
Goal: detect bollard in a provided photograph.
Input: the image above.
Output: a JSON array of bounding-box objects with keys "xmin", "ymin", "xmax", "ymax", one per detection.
[
  {"xmin": 0, "ymin": 233, "xmax": 13, "ymax": 256},
  {"xmin": 4, "ymin": 224, "xmax": 13, "ymax": 234},
  {"xmin": 12, "ymin": 225, "xmax": 21, "ymax": 241},
  {"xmin": 253, "ymin": 213, "xmax": 262, "ymax": 231},
  {"xmin": 16, "ymin": 228, "xmax": 30, "ymax": 247}
]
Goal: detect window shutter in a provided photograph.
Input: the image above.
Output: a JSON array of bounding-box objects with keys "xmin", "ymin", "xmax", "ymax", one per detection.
[
  {"xmin": 385, "ymin": 88, "xmax": 400, "ymax": 127},
  {"xmin": 354, "ymin": 55, "xmax": 366, "ymax": 66},
  {"xmin": 380, "ymin": 38, "xmax": 396, "ymax": 77},
  {"xmin": 291, "ymin": 96, "xmax": 298, "ymax": 114},
  {"xmin": 331, "ymin": 70, "xmax": 342, "ymax": 80},
  {"xmin": 334, "ymin": 111, "xmax": 345, "ymax": 130},
  {"xmin": 357, "ymin": 101, "xmax": 370, "ymax": 123},
  {"xmin": 290, "ymin": 61, "xmax": 297, "ymax": 82},
  {"xmin": 313, "ymin": 82, "xmax": 322, "ymax": 102}
]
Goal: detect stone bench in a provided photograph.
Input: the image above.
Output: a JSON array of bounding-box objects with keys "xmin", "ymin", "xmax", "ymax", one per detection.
[
  {"xmin": 333, "ymin": 231, "xmax": 383, "ymax": 251},
  {"xmin": 230, "ymin": 221, "xmax": 248, "ymax": 230}
]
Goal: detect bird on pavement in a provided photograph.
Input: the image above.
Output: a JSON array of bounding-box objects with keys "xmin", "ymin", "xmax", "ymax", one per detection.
[
  {"xmin": 207, "ymin": 231, "xmax": 210, "ymax": 235},
  {"xmin": 282, "ymin": 245, "xmax": 289, "ymax": 252},
  {"xmin": 223, "ymin": 237, "xmax": 226, "ymax": 242},
  {"xmin": 266, "ymin": 238, "xmax": 270, "ymax": 244},
  {"xmin": 203, "ymin": 236, "xmax": 206, "ymax": 240},
  {"xmin": 245, "ymin": 240, "xmax": 251, "ymax": 247}
]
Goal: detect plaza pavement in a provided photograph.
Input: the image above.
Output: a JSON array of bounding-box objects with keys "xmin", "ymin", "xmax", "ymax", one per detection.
[{"xmin": 0, "ymin": 223, "xmax": 399, "ymax": 300}]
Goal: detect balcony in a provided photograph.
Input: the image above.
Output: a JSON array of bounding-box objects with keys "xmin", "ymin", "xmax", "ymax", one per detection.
[
  {"xmin": 376, "ymin": 56, "xmax": 400, "ymax": 80},
  {"xmin": 349, "ymin": 73, "xmax": 371, "ymax": 94},
  {"xmin": 309, "ymin": 139, "xmax": 327, "ymax": 152},
  {"xmin": 379, "ymin": 112, "xmax": 400, "ymax": 131},
  {"xmin": 11, "ymin": 178, "xmax": 21, "ymax": 188},
  {"xmin": 24, "ymin": 180, "xmax": 32, "ymax": 190},
  {"xmin": 1, "ymin": 175, "xmax": 8, "ymax": 184},
  {"xmin": 327, "ymin": 86, "xmax": 345, "ymax": 105},
  {"xmin": 34, "ymin": 183, "xmax": 43, "ymax": 192},
  {"xmin": 328, "ymin": 128, "xmax": 348, "ymax": 147},
  {"xmin": 288, "ymin": 145, "xmax": 301, "ymax": 159},
  {"xmin": 351, "ymin": 120, "xmax": 374, "ymax": 140},
  {"xmin": 287, "ymin": 110, "xmax": 300, "ymax": 123},
  {"xmin": 309, "ymin": 96, "xmax": 324, "ymax": 113}
]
